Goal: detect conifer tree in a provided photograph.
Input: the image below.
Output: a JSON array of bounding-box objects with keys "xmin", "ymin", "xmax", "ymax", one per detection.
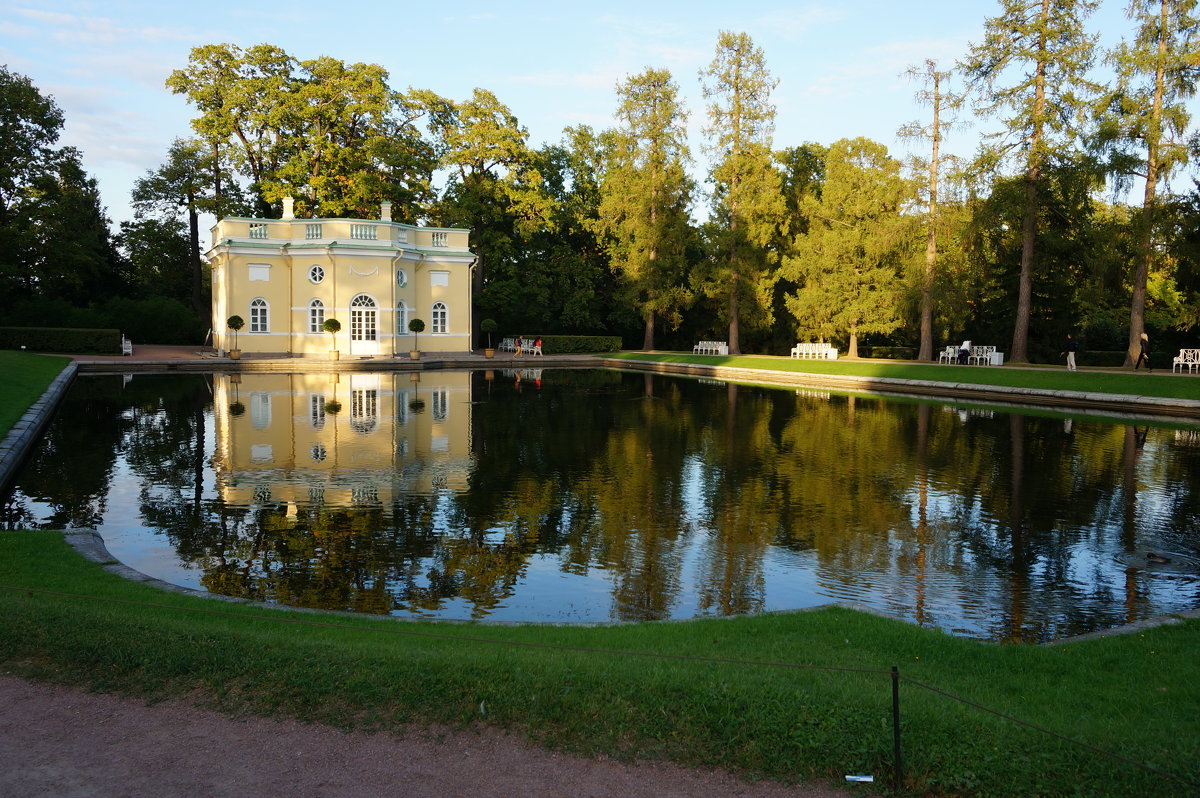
[
  {"xmin": 961, "ymin": 0, "xmax": 1100, "ymax": 362},
  {"xmin": 700, "ymin": 31, "xmax": 786, "ymax": 354},
  {"xmin": 1098, "ymin": 0, "xmax": 1200, "ymax": 366},
  {"xmin": 598, "ymin": 68, "xmax": 694, "ymax": 350},
  {"xmin": 899, "ymin": 59, "xmax": 961, "ymax": 361},
  {"xmin": 782, "ymin": 138, "xmax": 915, "ymax": 357}
]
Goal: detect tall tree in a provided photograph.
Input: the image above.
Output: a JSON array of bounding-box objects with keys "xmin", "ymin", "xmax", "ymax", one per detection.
[
  {"xmin": 418, "ymin": 88, "xmax": 555, "ymax": 300},
  {"xmin": 782, "ymin": 138, "xmax": 915, "ymax": 357},
  {"xmin": 598, "ymin": 68, "xmax": 694, "ymax": 349},
  {"xmin": 167, "ymin": 44, "xmax": 434, "ymax": 219},
  {"xmin": 699, "ymin": 31, "xmax": 786, "ymax": 354},
  {"xmin": 131, "ymin": 138, "xmax": 245, "ymax": 317},
  {"xmin": 961, "ymin": 0, "xmax": 1100, "ymax": 362},
  {"xmin": 1098, "ymin": 0, "xmax": 1200, "ymax": 366},
  {"xmin": 899, "ymin": 59, "xmax": 961, "ymax": 361},
  {"xmin": 0, "ymin": 66, "xmax": 65, "ymax": 298}
]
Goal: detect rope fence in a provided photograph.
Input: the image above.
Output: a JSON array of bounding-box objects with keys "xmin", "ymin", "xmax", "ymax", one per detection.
[{"xmin": 3, "ymin": 583, "xmax": 1194, "ymax": 794}]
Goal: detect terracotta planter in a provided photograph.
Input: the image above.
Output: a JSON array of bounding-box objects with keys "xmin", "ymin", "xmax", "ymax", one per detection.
[
  {"xmin": 409, "ymin": 350, "xmax": 420, "ymax": 360},
  {"xmin": 329, "ymin": 350, "xmax": 340, "ymax": 361},
  {"xmin": 229, "ymin": 349, "xmax": 241, "ymax": 360},
  {"xmin": 484, "ymin": 348, "xmax": 495, "ymax": 359}
]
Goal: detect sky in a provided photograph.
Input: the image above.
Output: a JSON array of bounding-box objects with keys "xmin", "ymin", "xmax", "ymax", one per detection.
[{"xmin": 0, "ymin": 0, "xmax": 1179, "ymax": 230}]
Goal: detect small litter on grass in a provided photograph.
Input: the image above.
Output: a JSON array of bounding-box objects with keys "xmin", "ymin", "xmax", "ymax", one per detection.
[{"xmin": 844, "ymin": 775, "xmax": 874, "ymax": 783}]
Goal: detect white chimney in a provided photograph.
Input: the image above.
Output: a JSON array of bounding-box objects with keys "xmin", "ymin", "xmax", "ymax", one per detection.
[
  {"xmin": 282, "ymin": 196, "xmax": 295, "ymax": 219},
  {"xmin": 380, "ymin": 200, "xmax": 392, "ymax": 222}
]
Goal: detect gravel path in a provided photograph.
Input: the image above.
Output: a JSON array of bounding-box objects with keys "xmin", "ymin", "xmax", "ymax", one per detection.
[{"xmin": 0, "ymin": 675, "xmax": 849, "ymax": 798}]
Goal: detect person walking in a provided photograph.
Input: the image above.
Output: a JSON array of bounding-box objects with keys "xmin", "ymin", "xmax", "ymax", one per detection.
[
  {"xmin": 1134, "ymin": 332, "xmax": 1152, "ymax": 371},
  {"xmin": 1062, "ymin": 332, "xmax": 1079, "ymax": 371}
]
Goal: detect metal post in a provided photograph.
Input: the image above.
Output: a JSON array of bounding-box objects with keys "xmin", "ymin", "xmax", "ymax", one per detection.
[{"xmin": 891, "ymin": 665, "xmax": 903, "ymax": 795}]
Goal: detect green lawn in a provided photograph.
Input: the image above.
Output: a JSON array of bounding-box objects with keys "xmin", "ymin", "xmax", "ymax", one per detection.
[
  {"xmin": 1, "ymin": 530, "xmax": 1197, "ymax": 796},
  {"xmin": 605, "ymin": 352, "xmax": 1200, "ymax": 401},
  {"xmin": 0, "ymin": 351, "xmax": 69, "ymax": 435}
]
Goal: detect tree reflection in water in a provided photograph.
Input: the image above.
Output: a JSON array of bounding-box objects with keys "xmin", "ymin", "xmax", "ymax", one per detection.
[{"xmin": 3, "ymin": 370, "xmax": 1199, "ymax": 642}]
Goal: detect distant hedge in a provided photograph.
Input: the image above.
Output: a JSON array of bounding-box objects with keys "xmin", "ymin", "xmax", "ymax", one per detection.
[
  {"xmin": 514, "ymin": 334, "xmax": 622, "ymax": 354},
  {"xmin": 0, "ymin": 326, "xmax": 122, "ymax": 354},
  {"xmin": 1077, "ymin": 349, "xmax": 1128, "ymax": 367},
  {"xmin": 863, "ymin": 346, "xmax": 915, "ymax": 360}
]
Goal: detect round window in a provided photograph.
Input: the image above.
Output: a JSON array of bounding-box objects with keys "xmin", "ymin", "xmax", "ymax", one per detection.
[
  {"xmin": 309, "ymin": 265, "xmax": 325, "ymax": 284},
  {"xmin": 396, "ymin": 268, "xmax": 407, "ymax": 287},
  {"xmin": 311, "ymin": 443, "xmax": 327, "ymax": 462}
]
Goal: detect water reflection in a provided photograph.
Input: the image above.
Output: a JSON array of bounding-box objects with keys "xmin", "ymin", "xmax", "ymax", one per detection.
[{"xmin": 3, "ymin": 370, "xmax": 1199, "ymax": 641}]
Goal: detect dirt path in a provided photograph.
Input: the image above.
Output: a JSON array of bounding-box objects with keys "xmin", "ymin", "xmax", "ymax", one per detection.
[{"xmin": 0, "ymin": 675, "xmax": 849, "ymax": 798}]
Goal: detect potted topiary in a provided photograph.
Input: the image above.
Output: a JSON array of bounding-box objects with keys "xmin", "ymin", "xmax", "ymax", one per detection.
[
  {"xmin": 480, "ymin": 318, "xmax": 498, "ymax": 358},
  {"xmin": 226, "ymin": 315, "xmax": 244, "ymax": 359},
  {"xmin": 408, "ymin": 317, "xmax": 425, "ymax": 359},
  {"xmin": 322, "ymin": 317, "xmax": 341, "ymax": 360}
]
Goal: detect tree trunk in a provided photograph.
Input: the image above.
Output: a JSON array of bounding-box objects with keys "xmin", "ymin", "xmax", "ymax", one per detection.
[
  {"xmin": 188, "ymin": 194, "xmax": 206, "ymax": 321},
  {"xmin": 642, "ymin": 310, "xmax": 655, "ymax": 350}
]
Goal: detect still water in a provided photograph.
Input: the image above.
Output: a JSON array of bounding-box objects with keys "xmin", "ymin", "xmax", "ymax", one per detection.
[{"xmin": 3, "ymin": 368, "xmax": 1199, "ymax": 641}]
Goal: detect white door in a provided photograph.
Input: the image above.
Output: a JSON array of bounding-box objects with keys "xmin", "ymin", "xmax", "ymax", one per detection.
[{"xmin": 349, "ymin": 294, "xmax": 380, "ymax": 355}]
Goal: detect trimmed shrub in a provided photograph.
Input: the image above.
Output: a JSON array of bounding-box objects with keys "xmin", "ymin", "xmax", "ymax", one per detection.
[
  {"xmin": 0, "ymin": 326, "xmax": 122, "ymax": 354},
  {"xmin": 518, "ymin": 334, "xmax": 622, "ymax": 354}
]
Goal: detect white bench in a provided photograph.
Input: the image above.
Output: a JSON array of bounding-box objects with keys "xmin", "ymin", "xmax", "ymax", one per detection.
[
  {"xmin": 693, "ymin": 340, "xmax": 728, "ymax": 355},
  {"xmin": 1173, "ymin": 348, "xmax": 1199, "ymax": 373},
  {"xmin": 498, "ymin": 337, "xmax": 517, "ymax": 352},
  {"xmin": 121, "ymin": 336, "xmax": 133, "ymax": 356},
  {"xmin": 789, "ymin": 342, "xmax": 838, "ymax": 360},
  {"xmin": 937, "ymin": 345, "xmax": 958, "ymax": 364},
  {"xmin": 968, "ymin": 345, "xmax": 1003, "ymax": 366}
]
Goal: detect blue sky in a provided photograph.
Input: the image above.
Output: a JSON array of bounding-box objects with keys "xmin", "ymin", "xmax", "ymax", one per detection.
[{"xmin": 0, "ymin": 0, "xmax": 1177, "ymax": 227}]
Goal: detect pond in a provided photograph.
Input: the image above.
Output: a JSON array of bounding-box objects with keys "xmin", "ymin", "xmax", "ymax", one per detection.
[{"xmin": 3, "ymin": 368, "xmax": 1199, "ymax": 642}]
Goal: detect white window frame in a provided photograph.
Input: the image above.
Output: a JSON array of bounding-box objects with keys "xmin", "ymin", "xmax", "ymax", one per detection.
[
  {"xmin": 308, "ymin": 265, "xmax": 325, "ymax": 284},
  {"xmin": 308, "ymin": 299, "xmax": 325, "ymax": 334},
  {"xmin": 431, "ymin": 301, "xmax": 448, "ymax": 334},
  {"xmin": 350, "ymin": 294, "xmax": 378, "ymax": 342},
  {"xmin": 395, "ymin": 301, "xmax": 408, "ymax": 335},
  {"xmin": 250, "ymin": 298, "xmax": 269, "ymax": 333}
]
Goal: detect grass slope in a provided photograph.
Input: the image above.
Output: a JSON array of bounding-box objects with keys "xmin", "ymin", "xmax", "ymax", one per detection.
[
  {"xmin": 1, "ymin": 531, "xmax": 1197, "ymax": 796},
  {"xmin": 0, "ymin": 351, "xmax": 70, "ymax": 435},
  {"xmin": 605, "ymin": 352, "xmax": 1200, "ymax": 401}
]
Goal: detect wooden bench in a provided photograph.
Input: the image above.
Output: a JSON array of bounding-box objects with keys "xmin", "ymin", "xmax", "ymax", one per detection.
[
  {"xmin": 1173, "ymin": 348, "xmax": 1199, "ymax": 374},
  {"xmin": 692, "ymin": 341, "xmax": 728, "ymax": 355},
  {"xmin": 789, "ymin": 342, "xmax": 838, "ymax": 360}
]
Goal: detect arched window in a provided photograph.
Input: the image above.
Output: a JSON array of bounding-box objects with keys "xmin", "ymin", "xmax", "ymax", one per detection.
[
  {"xmin": 308, "ymin": 299, "xmax": 325, "ymax": 333},
  {"xmin": 395, "ymin": 301, "xmax": 408, "ymax": 335},
  {"xmin": 432, "ymin": 301, "xmax": 448, "ymax": 334},
  {"xmin": 250, "ymin": 298, "xmax": 269, "ymax": 333}
]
